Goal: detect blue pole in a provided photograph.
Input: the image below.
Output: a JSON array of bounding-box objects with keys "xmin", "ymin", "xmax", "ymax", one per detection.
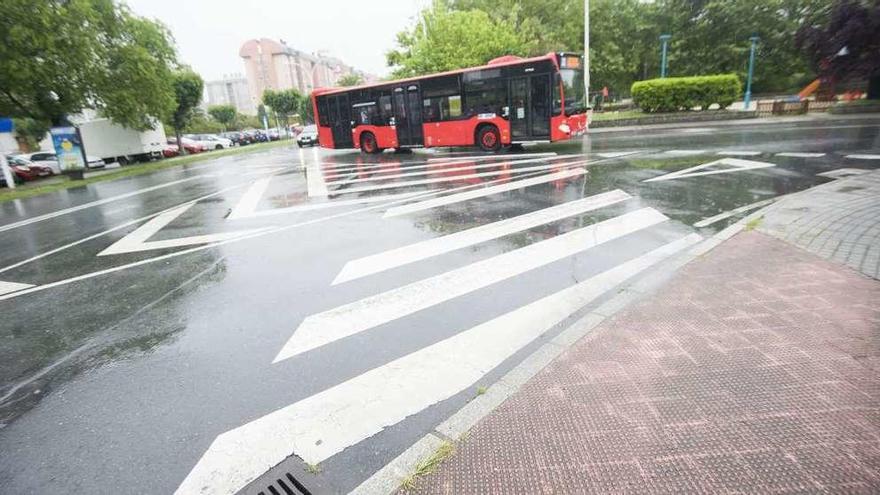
[
  {"xmin": 659, "ymin": 35, "xmax": 671, "ymax": 78},
  {"xmin": 744, "ymin": 36, "xmax": 759, "ymax": 110}
]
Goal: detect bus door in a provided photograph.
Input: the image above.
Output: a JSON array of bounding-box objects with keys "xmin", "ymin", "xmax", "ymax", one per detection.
[
  {"xmin": 329, "ymin": 94, "xmax": 353, "ymax": 148},
  {"xmin": 392, "ymin": 84, "xmax": 423, "ymax": 146},
  {"xmin": 509, "ymin": 75, "xmax": 551, "ymax": 139}
]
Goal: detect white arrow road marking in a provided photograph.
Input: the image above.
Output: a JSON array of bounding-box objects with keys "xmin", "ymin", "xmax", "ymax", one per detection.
[
  {"xmin": 595, "ymin": 151, "xmax": 641, "ymax": 158},
  {"xmin": 776, "ymin": 152, "xmax": 825, "ymax": 158},
  {"xmin": 329, "ymin": 155, "xmax": 569, "ymax": 186},
  {"xmin": 0, "ymin": 280, "xmax": 34, "ymax": 296},
  {"xmin": 817, "ymin": 168, "xmax": 871, "ymax": 179},
  {"xmin": 334, "ymin": 190, "xmax": 632, "ymax": 284},
  {"xmin": 644, "ymin": 158, "xmax": 775, "ymax": 183},
  {"xmin": 717, "ymin": 150, "xmax": 762, "ymax": 156},
  {"xmin": 693, "ymin": 198, "xmax": 777, "ymax": 228},
  {"xmin": 0, "ymin": 176, "xmax": 207, "ymax": 234},
  {"xmin": 846, "ymin": 154, "xmax": 880, "ymax": 160},
  {"xmin": 176, "ymin": 233, "xmax": 701, "ymax": 495},
  {"xmin": 663, "ymin": 149, "xmax": 707, "ymax": 156},
  {"xmin": 274, "ymin": 207, "xmax": 668, "ymax": 362},
  {"xmin": 329, "ymin": 160, "xmax": 586, "ymax": 195},
  {"xmin": 227, "ymin": 177, "xmax": 422, "ymax": 220},
  {"xmin": 98, "ymin": 203, "xmax": 268, "ymax": 256},
  {"xmin": 383, "ymin": 168, "xmax": 586, "ymax": 218}
]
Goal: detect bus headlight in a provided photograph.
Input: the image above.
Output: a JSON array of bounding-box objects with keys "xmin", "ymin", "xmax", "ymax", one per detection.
[{"xmin": 558, "ymin": 123, "xmax": 571, "ymax": 134}]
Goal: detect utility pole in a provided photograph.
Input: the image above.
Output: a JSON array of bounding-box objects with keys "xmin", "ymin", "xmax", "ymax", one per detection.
[
  {"xmin": 744, "ymin": 36, "xmax": 760, "ymax": 110},
  {"xmin": 659, "ymin": 34, "xmax": 671, "ymax": 78}
]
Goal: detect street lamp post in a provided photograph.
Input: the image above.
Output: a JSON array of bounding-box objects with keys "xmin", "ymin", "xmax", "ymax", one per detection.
[
  {"xmin": 744, "ymin": 36, "xmax": 760, "ymax": 110},
  {"xmin": 659, "ymin": 34, "xmax": 671, "ymax": 78}
]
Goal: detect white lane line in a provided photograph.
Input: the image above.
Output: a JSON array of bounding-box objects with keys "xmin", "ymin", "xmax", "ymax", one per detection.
[
  {"xmin": 693, "ymin": 198, "xmax": 776, "ymax": 228},
  {"xmin": 596, "ymin": 151, "xmax": 641, "ymax": 158},
  {"xmin": 306, "ymin": 159, "xmax": 328, "ymax": 197},
  {"xmin": 644, "ymin": 158, "xmax": 775, "ymax": 183},
  {"xmin": 334, "ymin": 190, "xmax": 632, "ymax": 284},
  {"xmin": 663, "ymin": 149, "xmax": 707, "ymax": 156},
  {"xmin": 329, "ymin": 155, "xmax": 564, "ymax": 186},
  {"xmin": 817, "ymin": 168, "xmax": 871, "ymax": 179},
  {"xmin": 846, "ymin": 154, "xmax": 880, "ymax": 160},
  {"xmin": 776, "ymin": 152, "xmax": 826, "ymax": 158},
  {"xmin": 177, "ymin": 233, "xmax": 701, "ymax": 495},
  {"xmin": 0, "ymin": 176, "xmax": 207, "ymax": 233},
  {"xmin": 384, "ymin": 168, "xmax": 586, "ymax": 218},
  {"xmin": 0, "ymin": 280, "xmax": 34, "ymax": 296},
  {"xmin": 0, "ymin": 183, "xmax": 252, "ymax": 274},
  {"xmin": 228, "ymin": 178, "xmax": 422, "ymax": 220},
  {"xmin": 0, "ymin": 172, "xmax": 524, "ymax": 302},
  {"xmin": 717, "ymin": 150, "xmax": 762, "ymax": 156},
  {"xmin": 333, "ymin": 161, "xmax": 586, "ymax": 195},
  {"xmin": 274, "ymin": 207, "xmax": 668, "ymax": 362},
  {"xmin": 98, "ymin": 203, "xmax": 269, "ymax": 256}
]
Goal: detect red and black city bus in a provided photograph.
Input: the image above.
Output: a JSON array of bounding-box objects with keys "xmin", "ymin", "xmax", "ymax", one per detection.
[{"xmin": 311, "ymin": 52, "xmax": 588, "ymax": 153}]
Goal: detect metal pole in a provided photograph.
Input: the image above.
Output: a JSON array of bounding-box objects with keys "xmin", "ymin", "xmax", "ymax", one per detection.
[
  {"xmin": 744, "ymin": 36, "xmax": 759, "ymax": 110},
  {"xmin": 0, "ymin": 154, "xmax": 15, "ymax": 189},
  {"xmin": 584, "ymin": 0, "xmax": 589, "ymax": 103},
  {"xmin": 659, "ymin": 34, "xmax": 671, "ymax": 78}
]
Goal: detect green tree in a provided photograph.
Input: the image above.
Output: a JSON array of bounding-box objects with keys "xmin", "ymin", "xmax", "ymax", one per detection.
[
  {"xmin": 263, "ymin": 89, "xmax": 301, "ymax": 135},
  {"xmin": 386, "ymin": 2, "xmax": 529, "ymax": 77},
  {"xmin": 169, "ymin": 69, "xmax": 204, "ymax": 154},
  {"xmin": 12, "ymin": 117, "xmax": 51, "ymax": 152},
  {"xmin": 208, "ymin": 105, "xmax": 237, "ymax": 130},
  {"xmin": 0, "ymin": 0, "xmax": 176, "ymax": 128},
  {"xmin": 300, "ymin": 93, "xmax": 315, "ymax": 124},
  {"xmin": 337, "ymin": 74, "xmax": 364, "ymax": 87}
]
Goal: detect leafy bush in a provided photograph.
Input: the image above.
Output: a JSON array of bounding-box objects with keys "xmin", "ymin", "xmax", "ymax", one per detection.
[{"xmin": 631, "ymin": 75, "xmax": 741, "ymax": 113}]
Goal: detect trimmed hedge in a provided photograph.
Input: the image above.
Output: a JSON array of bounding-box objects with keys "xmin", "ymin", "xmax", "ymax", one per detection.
[{"xmin": 632, "ymin": 75, "xmax": 742, "ymax": 113}]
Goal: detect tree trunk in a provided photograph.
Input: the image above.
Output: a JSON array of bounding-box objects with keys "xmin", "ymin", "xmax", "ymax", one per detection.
[{"xmin": 176, "ymin": 130, "xmax": 186, "ymax": 156}]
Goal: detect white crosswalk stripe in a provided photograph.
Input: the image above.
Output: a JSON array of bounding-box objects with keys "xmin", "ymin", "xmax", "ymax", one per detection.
[
  {"xmin": 644, "ymin": 158, "xmax": 775, "ymax": 183},
  {"xmin": 328, "ymin": 155, "xmax": 570, "ymax": 186},
  {"xmin": 274, "ymin": 207, "xmax": 668, "ymax": 362},
  {"xmin": 177, "ymin": 233, "xmax": 701, "ymax": 495},
  {"xmin": 329, "ymin": 160, "xmax": 586, "ymax": 195},
  {"xmin": 384, "ymin": 168, "xmax": 586, "ymax": 217},
  {"xmin": 318, "ymin": 153, "xmax": 557, "ymax": 174},
  {"xmin": 334, "ymin": 190, "xmax": 632, "ymax": 284}
]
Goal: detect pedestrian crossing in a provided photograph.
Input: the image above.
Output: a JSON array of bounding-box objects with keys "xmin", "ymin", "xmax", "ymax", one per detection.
[{"xmin": 179, "ymin": 152, "xmax": 705, "ymax": 494}]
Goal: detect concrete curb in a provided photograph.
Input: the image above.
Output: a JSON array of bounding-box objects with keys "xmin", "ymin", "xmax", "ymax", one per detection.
[{"xmin": 351, "ymin": 209, "xmax": 775, "ymax": 494}]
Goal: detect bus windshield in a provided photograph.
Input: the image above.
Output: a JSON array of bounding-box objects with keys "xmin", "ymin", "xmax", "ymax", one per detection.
[{"xmin": 561, "ymin": 67, "xmax": 587, "ymax": 115}]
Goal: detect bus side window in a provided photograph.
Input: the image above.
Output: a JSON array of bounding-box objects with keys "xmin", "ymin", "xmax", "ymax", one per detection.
[
  {"xmin": 378, "ymin": 94, "xmax": 392, "ymax": 125},
  {"xmin": 317, "ymin": 97, "xmax": 329, "ymax": 126}
]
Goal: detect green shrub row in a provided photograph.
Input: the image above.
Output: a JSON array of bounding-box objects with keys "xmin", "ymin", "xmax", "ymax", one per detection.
[{"xmin": 631, "ymin": 75, "xmax": 742, "ymax": 113}]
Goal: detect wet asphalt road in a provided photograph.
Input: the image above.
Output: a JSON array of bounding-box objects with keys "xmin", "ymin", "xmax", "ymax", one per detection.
[{"xmin": 1, "ymin": 114, "xmax": 878, "ymax": 494}]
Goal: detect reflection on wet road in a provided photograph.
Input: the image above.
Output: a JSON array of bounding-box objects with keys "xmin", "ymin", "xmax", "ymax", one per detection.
[{"xmin": 0, "ymin": 115, "xmax": 878, "ymax": 494}]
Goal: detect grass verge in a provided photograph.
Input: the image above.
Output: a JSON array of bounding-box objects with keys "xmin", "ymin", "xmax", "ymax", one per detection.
[
  {"xmin": 590, "ymin": 109, "xmax": 646, "ymax": 121},
  {"xmin": 400, "ymin": 441, "xmax": 455, "ymax": 491},
  {"xmin": 0, "ymin": 139, "xmax": 294, "ymax": 204}
]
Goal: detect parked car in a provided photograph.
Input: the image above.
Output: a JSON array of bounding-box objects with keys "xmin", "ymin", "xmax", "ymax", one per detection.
[
  {"xmin": 184, "ymin": 134, "xmax": 233, "ymax": 150},
  {"xmin": 6, "ymin": 155, "xmax": 54, "ymax": 177},
  {"xmin": 220, "ymin": 132, "xmax": 245, "ymax": 146},
  {"xmin": 297, "ymin": 125, "xmax": 319, "ymax": 147},
  {"xmin": 163, "ymin": 144, "xmax": 180, "ymax": 158},
  {"xmin": 13, "ymin": 151, "xmax": 105, "ymax": 172},
  {"xmin": 167, "ymin": 138, "xmax": 204, "ymax": 154}
]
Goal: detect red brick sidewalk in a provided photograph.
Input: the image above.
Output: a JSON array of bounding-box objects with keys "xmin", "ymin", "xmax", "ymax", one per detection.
[{"xmin": 410, "ymin": 232, "xmax": 880, "ymax": 493}]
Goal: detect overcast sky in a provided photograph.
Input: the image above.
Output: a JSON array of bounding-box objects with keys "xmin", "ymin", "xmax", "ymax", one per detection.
[{"xmin": 124, "ymin": 0, "xmax": 428, "ymax": 81}]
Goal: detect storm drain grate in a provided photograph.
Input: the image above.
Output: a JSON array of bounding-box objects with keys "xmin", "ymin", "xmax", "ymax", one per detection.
[{"xmin": 257, "ymin": 472, "xmax": 312, "ymax": 495}]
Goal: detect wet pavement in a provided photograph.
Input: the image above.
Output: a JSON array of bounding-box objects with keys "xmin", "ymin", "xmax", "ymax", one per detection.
[{"xmin": 0, "ymin": 115, "xmax": 878, "ymax": 494}]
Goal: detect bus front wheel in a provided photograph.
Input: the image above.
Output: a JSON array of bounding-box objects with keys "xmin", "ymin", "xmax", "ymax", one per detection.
[
  {"xmin": 476, "ymin": 125, "xmax": 501, "ymax": 152},
  {"xmin": 360, "ymin": 132, "xmax": 381, "ymax": 154}
]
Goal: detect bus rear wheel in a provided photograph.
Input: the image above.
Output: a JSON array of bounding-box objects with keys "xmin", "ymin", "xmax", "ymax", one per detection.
[
  {"xmin": 476, "ymin": 125, "xmax": 501, "ymax": 152},
  {"xmin": 360, "ymin": 132, "xmax": 381, "ymax": 154}
]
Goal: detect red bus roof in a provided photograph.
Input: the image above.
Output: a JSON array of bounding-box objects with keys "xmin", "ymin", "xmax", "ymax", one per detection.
[{"xmin": 312, "ymin": 52, "xmax": 560, "ymax": 97}]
